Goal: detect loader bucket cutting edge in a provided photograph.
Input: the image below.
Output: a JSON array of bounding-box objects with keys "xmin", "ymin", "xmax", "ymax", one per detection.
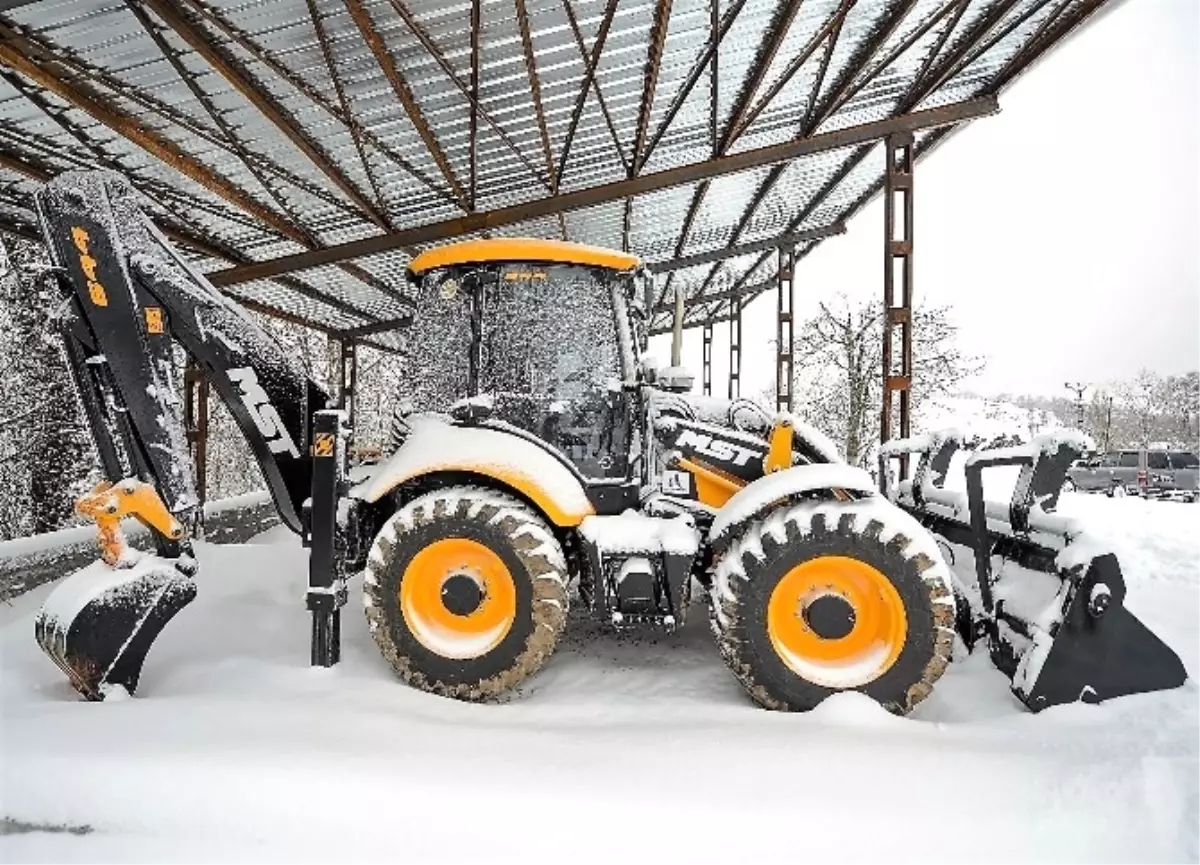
[{"xmin": 34, "ymin": 557, "xmax": 196, "ymax": 701}]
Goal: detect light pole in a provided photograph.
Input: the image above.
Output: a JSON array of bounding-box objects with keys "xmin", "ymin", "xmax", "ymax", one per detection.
[{"xmin": 1064, "ymin": 381, "xmax": 1088, "ymax": 431}]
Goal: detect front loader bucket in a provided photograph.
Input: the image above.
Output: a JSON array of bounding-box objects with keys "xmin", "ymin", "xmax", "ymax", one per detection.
[
  {"xmin": 35, "ymin": 556, "xmax": 196, "ymax": 701},
  {"xmin": 992, "ymin": 554, "xmax": 1187, "ymax": 712},
  {"xmin": 881, "ymin": 430, "xmax": 1187, "ymax": 713}
]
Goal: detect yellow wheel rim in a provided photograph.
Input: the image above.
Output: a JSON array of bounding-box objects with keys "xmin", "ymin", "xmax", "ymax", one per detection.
[
  {"xmin": 400, "ymin": 538, "xmax": 517, "ymax": 659},
  {"xmin": 766, "ymin": 555, "xmax": 908, "ymax": 688}
]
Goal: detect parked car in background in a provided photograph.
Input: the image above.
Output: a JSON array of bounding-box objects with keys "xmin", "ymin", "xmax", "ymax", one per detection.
[{"xmin": 1067, "ymin": 449, "xmax": 1199, "ymax": 501}]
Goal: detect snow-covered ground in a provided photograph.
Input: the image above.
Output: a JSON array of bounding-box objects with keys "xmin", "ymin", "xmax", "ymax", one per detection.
[{"xmin": 2, "ymin": 494, "xmax": 1196, "ymax": 862}]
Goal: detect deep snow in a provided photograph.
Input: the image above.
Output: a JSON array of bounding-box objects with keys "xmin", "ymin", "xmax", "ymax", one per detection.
[{"xmin": 1, "ymin": 493, "xmax": 1196, "ymax": 863}]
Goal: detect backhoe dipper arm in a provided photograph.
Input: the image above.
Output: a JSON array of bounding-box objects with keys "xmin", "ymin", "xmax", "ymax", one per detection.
[{"xmin": 35, "ymin": 170, "xmax": 327, "ymax": 533}]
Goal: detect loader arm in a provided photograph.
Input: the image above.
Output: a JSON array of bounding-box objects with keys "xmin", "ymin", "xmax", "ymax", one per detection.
[{"xmin": 35, "ymin": 170, "xmax": 327, "ymax": 533}]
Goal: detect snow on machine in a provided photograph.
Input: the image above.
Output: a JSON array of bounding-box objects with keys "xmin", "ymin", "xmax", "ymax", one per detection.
[
  {"xmin": 27, "ymin": 170, "xmax": 1186, "ymax": 713},
  {"xmin": 879, "ymin": 432, "xmax": 1186, "ymax": 710}
]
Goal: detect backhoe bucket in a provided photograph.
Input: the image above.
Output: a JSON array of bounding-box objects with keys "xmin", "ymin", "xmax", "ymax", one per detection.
[
  {"xmin": 881, "ymin": 430, "xmax": 1187, "ymax": 712},
  {"xmin": 35, "ymin": 556, "xmax": 196, "ymax": 701}
]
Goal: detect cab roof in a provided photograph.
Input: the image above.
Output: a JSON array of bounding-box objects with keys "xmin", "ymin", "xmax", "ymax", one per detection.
[{"xmin": 408, "ymin": 238, "xmax": 641, "ymax": 276}]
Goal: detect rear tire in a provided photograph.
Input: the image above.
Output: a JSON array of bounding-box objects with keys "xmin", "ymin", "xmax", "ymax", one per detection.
[
  {"xmin": 364, "ymin": 486, "xmax": 568, "ymax": 701},
  {"xmin": 710, "ymin": 499, "xmax": 955, "ymax": 715}
]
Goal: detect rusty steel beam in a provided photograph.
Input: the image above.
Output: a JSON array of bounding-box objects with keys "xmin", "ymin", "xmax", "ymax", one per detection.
[
  {"xmin": 514, "ymin": 0, "xmax": 557, "ymax": 187},
  {"xmin": 709, "ymin": 0, "xmax": 719, "ymax": 154},
  {"xmin": 513, "ymin": 0, "xmax": 566, "ymax": 239},
  {"xmin": 729, "ymin": 0, "xmax": 853, "ymax": 145},
  {"xmin": 344, "ymin": 0, "xmax": 467, "ymax": 209},
  {"xmin": 727, "ymin": 295, "xmax": 742, "ymax": 399},
  {"xmin": 910, "ymin": 0, "xmax": 972, "ymax": 98},
  {"xmin": 719, "ymin": 0, "xmax": 805, "ymax": 153},
  {"xmin": 990, "ymin": 0, "xmax": 1096, "ymax": 91},
  {"xmin": 0, "ymin": 74, "xmax": 278, "ymax": 237},
  {"xmin": 630, "ymin": 0, "xmax": 674, "ymax": 173},
  {"xmin": 138, "ymin": 0, "xmax": 385, "ymax": 227},
  {"xmin": 180, "ymin": 0, "xmax": 458, "ymax": 209},
  {"xmin": 557, "ymin": 0, "xmax": 625, "ymax": 184},
  {"xmin": 0, "ymin": 147, "xmax": 48, "ymax": 181},
  {"xmin": 678, "ymin": 0, "xmax": 852, "ymax": 311},
  {"xmin": 651, "ymin": 221, "xmax": 845, "ymax": 276},
  {"xmin": 0, "ymin": 144, "xmax": 398, "ymax": 340},
  {"xmin": 124, "ymin": 3, "xmax": 411, "ymax": 307},
  {"xmin": 0, "ymin": 42, "xmax": 305, "ymax": 240},
  {"xmin": 212, "ymin": 97, "xmax": 998, "ymax": 286},
  {"xmin": 469, "ymin": 0, "xmax": 481, "ymax": 207},
  {"xmin": 808, "ymin": 0, "xmax": 918, "ymax": 131},
  {"xmin": 566, "ymin": 0, "xmax": 633, "ymax": 177},
  {"xmin": 690, "ymin": 0, "xmax": 1074, "ymax": 327},
  {"xmin": 775, "ymin": 244, "xmax": 795, "ymax": 412},
  {"xmin": 662, "ymin": 0, "xmax": 806, "ymax": 307},
  {"xmin": 700, "ymin": 0, "xmax": 917, "ymax": 313},
  {"xmin": 387, "ymin": 0, "xmax": 550, "ymax": 194},
  {"xmin": 306, "ymin": 0, "xmax": 389, "ymax": 223},
  {"xmin": 800, "ymin": 4, "xmax": 850, "ymax": 132},
  {"xmin": 880, "ymin": 131, "xmax": 914, "ymax": 471},
  {"xmin": 339, "ymin": 315, "xmax": 412, "ymax": 340},
  {"xmin": 639, "ymin": 0, "xmax": 749, "ymax": 172},
  {"xmin": 689, "ymin": 138, "xmax": 876, "ymax": 323},
  {"xmin": 0, "ymin": 14, "xmax": 365, "ymax": 217},
  {"xmin": 911, "ymin": 0, "xmax": 1023, "ymax": 99}
]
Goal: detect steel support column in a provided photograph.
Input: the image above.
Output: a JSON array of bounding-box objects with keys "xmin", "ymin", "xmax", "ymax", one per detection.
[
  {"xmin": 702, "ymin": 322, "xmax": 713, "ymax": 395},
  {"xmin": 881, "ymin": 132, "xmax": 914, "ymax": 483},
  {"xmin": 183, "ymin": 363, "xmax": 209, "ymax": 535},
  {"xmin": 776, "ymin": 244, "xmax": 795, "ymax": 412},
  {"xmin": 338, "ymin": 339, "xmax": 358, "ymax": 433},
  {"xmin": 728, "ymin": 296, "xmax": 742, "ymax": 399}
]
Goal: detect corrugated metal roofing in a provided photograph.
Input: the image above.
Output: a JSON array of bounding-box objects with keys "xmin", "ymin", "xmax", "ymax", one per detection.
[{"xmin": 0, "ymin": 0, "xmax": 1110, "ymax": 348}]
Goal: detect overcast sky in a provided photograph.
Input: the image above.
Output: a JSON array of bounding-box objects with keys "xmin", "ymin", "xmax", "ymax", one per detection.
[{"xmin": 658, "ymin": 0, "xmax": 1198, "ymax": 400}]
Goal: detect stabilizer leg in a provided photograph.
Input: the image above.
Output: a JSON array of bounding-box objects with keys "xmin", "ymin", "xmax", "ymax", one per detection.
[{"xmin": 306, "ymin": 409, "xmax": 349, "ymax": 667}]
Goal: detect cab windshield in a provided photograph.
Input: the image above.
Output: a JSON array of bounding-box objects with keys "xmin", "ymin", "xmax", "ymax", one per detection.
[{"xmin": 402, "ymin": 262, "xmax": 630, "ymax": 479}]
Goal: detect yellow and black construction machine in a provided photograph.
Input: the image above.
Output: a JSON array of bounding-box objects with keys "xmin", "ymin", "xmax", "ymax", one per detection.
[{"xmin": 30, "ymin": 170, "xmax": 1186, "ymax": 714}]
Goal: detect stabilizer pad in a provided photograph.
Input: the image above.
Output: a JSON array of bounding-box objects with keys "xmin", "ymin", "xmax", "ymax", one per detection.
[{"xmin": 35, "ymin": 555, "xmax": 196, "ymax": 701}]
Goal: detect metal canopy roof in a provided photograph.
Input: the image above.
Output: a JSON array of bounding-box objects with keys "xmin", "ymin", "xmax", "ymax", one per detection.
[{"xmin": 0, "ymin": 0, "xmax": 1108, "ymax": 351}]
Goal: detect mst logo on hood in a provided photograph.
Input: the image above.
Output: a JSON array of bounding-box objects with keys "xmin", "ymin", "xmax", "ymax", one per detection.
[{"xmin": 670, "ymin": 421, "xmax": 766, "ymax": 481}]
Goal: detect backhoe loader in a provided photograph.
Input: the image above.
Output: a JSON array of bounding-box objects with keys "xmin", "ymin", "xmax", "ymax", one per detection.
[{"xmin": 29, "ymin": 170, "xmax": 1186, "ymax": 713}]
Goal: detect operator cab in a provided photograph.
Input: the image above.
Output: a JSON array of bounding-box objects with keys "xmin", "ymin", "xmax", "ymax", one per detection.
[{"xmin": 403, "ymin": 238, "xmax": 651, "ymax": 481}]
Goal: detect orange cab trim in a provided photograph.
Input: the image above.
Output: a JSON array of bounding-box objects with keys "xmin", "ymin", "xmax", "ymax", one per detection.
[{"xmin": 408, "ymin": 238, "xmax": 641, "ymax": 275}]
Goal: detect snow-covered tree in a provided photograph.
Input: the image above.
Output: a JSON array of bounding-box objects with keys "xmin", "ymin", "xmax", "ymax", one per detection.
[
  {"xmin": 789, "ymin": 294, "xmax": 982, "ymax": 467},
  {"xmin": 0, "ymin": 237, "xmax": 98, "ymax": 538}
]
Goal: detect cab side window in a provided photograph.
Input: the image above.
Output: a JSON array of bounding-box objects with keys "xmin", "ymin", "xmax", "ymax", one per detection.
[
  {"xmin": 1118, "ymin": 452, "xmax": 1140, "ymax": 468},
  {"xmin": 1147, "ymin": 452, "xmax": 1169, "ymax": 470}
]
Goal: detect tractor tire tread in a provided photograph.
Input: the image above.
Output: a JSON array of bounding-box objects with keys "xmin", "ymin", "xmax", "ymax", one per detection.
[
  {"xmin": 709, "ymin": 499, "xmax": 954, "ymax": 714},
  {"xmin": 363, "ymin": 485, "xmax": 568, "ymax": 701}
]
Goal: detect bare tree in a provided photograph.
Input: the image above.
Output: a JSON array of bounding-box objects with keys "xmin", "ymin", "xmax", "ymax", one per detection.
[{"xmin": 790, "ymin": 294, "xmax": 982, "ymax": 466}]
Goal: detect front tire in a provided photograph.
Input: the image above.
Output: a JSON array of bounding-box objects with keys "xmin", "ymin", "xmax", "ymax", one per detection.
[
  {"xmin": 364, "ymin": 486, "xmax": 568, "ymax": 701},
  {"xmin": 710, "ymin": 499, "xmax": 955, "ymax": 715}
]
